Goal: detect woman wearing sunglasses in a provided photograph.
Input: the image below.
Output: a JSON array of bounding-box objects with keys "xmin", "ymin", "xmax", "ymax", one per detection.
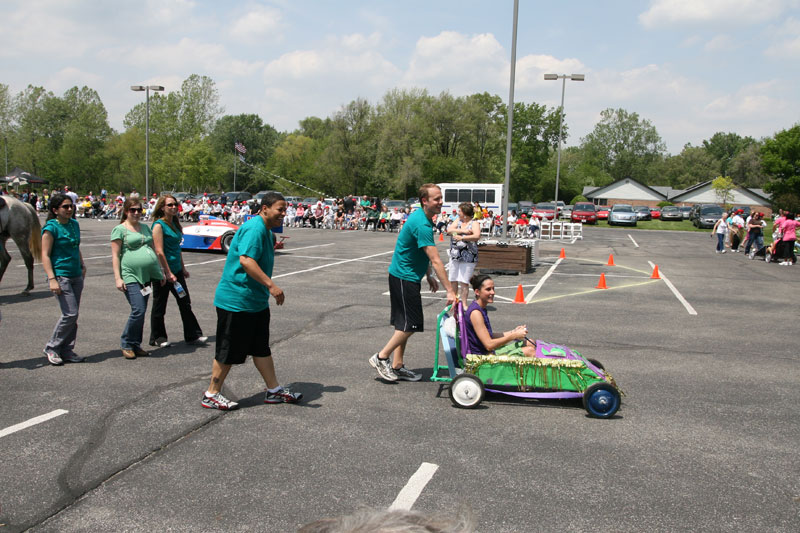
[
  {"xmin": 41, "ymin": 193, "xmax": 87, "ymax": 365},
  {"xmin": 149, "ymin": 195, "xmax": 205, "ymax": 348},
  {"xmin": 111, "ymin": 198, "xmax": 164, "ymax": 359}
]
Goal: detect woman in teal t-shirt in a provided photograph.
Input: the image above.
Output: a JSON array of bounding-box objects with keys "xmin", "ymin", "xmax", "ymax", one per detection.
[
  {"xmin": 111, "ymin": 198, "xmax": 164, "ymax": 359},
  {"xmin": 41, "ymin": 193, "xmax": 86, "ymax": 365},
  {"xmin": 149, "ymin": 194, "xmax": 204, "ymax": 348}
]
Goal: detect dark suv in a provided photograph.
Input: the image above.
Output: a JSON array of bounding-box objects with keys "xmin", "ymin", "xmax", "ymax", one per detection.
[
  {"xmin": 220, "ymin": 191, "xmax": 252, "ymax": 205},
  {"xmin": 692, "ymin": 204, "xmax": 724, "ymax": 228}
]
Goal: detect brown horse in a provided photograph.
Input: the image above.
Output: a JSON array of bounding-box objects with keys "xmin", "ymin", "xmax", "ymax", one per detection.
[{"xmin": 0, "ymin": 195, "xmax": 42, "ymax": 294}]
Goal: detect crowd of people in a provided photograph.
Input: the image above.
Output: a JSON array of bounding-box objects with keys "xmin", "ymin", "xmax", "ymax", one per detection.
[{"xmin": 712, "ymin": 208, "xmax": 798, "ymax": 264}]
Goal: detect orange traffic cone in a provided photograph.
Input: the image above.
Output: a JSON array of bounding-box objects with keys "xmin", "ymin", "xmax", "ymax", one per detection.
[
  {"xmin": 559, "ymin": 248, "xmax": 566, "ymax": 259},
  {"xmin": 439, "ymin": 232, "xmax": 444, "ymax": 242},
  {"xmin": 607, "ymin": 254, "xmax": 615, "ymax": 266},
  {"xmin": 651, "ymin": 265, "xmax": 661, "ymax": 279},
  {"xmin": 513, "ymin": 284, "xmax": 525, "ymax": 304},
  {"xmin": 595, "ymin": 273, "xmax": 608, "ymax": 289}
]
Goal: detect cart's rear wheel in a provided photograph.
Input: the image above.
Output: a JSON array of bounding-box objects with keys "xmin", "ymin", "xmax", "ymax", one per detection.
[
  {"xmin": 587, "ymin": 358, "xmax": 604, "ymax": 370},
  {"xmin": 582, "ymin": 382, "xmax": 620, "ymax": 418},
  {"xmin": 449, "ymin": 373, "xmax": 484, "ymax": 409}
]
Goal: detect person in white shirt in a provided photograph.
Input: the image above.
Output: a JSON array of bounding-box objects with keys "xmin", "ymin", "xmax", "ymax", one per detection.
[{"xmin": 730, "ymin": 211, "xmax": 745, "ymax": 252}]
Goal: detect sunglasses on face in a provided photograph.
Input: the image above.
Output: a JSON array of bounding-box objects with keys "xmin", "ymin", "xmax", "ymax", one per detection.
[
  {"xmin": 165, "ymin": 203, "xmax": 177, "ymax": 207},
  {"xmin": 128, "ymin": 207, "xmax": 143, "ymax": 213},
  {"xmin": 59, "ymin": 204, "xmax": 74, "ymax": 210}
]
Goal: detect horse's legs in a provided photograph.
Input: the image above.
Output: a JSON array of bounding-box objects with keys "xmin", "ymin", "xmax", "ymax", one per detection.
[
  {"xmin": 0, "ymin": 237, "xmax": 11, "ymax": 284},
  {"xmin": 10, "ymin": 233, "xmax": 35, "ymax": 294}
]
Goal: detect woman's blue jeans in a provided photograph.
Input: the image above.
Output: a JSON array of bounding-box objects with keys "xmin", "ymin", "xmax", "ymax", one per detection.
[
  {"xmin": 121, "ymin": 282, "xmax": 149, "ymax": 349},
  {"xmin": 716, "ymin": 233, "xmax": 725, "ymax": 252}
]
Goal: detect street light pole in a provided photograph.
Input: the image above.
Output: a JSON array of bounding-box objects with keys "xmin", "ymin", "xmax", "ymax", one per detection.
[
  {"xmin": 501, "ymin": 0, "xmax": 519, "ymax": 240},
  {"xmin": 544, "ymin": 73, "xmax": 584, "ymax": 212},
  {"xmin": 130, "ymin": 84, "xmax": 164, "ymax": 199}
]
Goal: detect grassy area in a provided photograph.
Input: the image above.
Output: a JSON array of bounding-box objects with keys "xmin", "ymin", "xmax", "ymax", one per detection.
[{"xmin": 595, "ymin": 219, "xmax": 777, "ymax": 243}]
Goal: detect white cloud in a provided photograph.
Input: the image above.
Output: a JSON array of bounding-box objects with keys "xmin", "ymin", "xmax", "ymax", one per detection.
[
  {"xmin": 47, "ymin": 68, "xmax": 103, "ymax": 93},
  {"xmin": 764, "ymin": 17, "xmax": 800, "ymax": 58},
  {"xmin": 703, "ymin": 81, "xmax": 783, "ymax": 118},
  {"xmin": 229, "ymin": 5, "xmax": 283, "ymax": 43},
  {"xmin": 402, "ymin": 31, "xmax": 507, "ymax": 90},
  {"xmin": 704, "ymin": 34, "xmax": 736, "ymax": 51},
  {"xmin": 639, "ymin": 0, "xmax": 790, "ymax": 28},
  {"xmin": 98, "ymin": 38, "xmax": 264, "ymax": 77}
]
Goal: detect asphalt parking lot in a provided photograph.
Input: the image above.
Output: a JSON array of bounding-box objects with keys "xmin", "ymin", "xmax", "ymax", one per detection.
[{"xmin": 1, "ymin": 219, "xmax": 798, "ymax": 532}]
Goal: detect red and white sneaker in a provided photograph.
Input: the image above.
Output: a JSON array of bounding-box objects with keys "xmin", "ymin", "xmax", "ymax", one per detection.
[
  {"xmin": 264, "ymin": 386, "xmax": 303, "ymax": 404},
  {"xmin": 201, "ymin": 392, "xmax": 239, "ymax": 410}
]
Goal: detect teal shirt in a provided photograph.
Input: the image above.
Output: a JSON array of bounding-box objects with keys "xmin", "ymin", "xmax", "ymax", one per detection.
[
  {"xmin": 42, "ymin": 218, "xmax": 82, "ymax": 278},
  {"xmin": 388, "ymin": 208, "xmax": 436, "ymax": 282},
  {"xmin": 152, "ymin": 219, "xmax": 183, "ymax": 274},
  {"xmin": 214, "ymin": 215, "xmax": 275, "ymax": 313},
  {"xmin": 110, "ymin": 224, "xmax": 164, "ymax": 285}
]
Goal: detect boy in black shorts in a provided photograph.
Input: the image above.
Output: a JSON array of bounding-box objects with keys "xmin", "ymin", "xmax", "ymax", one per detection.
[{"xmin": 202, "ymin": 193, "xmax": 302, "ymax": 410}]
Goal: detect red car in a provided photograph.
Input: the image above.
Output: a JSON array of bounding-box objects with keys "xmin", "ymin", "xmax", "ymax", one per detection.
[
  {"xmin": 532, "ymin": 202, "xmax": 556, "ymax": 220},
  {"xmin": 571, "ymin": 202, "xmax": 598, "ymax": 224},
  {"xmin": 596, "ymin": 205, "xmax": 610, "ymax": 220},
  {"xmin": 650, "ymin": 207, "xmax": 661, "ymax": 219}
]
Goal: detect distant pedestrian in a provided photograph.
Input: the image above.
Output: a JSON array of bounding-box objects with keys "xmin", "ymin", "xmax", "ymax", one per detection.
[
  {"xmin": 447, "ymin": 202, "xmax": 481, "ymax": 304},
  {"xmin": 202, "ymin": 192, "xmax": 302, "ymax": 410},
  {"xmin": 111, "ymin": 198, "xmax": 164, "ymax": 359},
  {"xmin": 41, "ymin": 193, "xmax": 87, "ymax": 365},
  {"xmin": 149, "ymin": 195, "xmax": 206, "ymax": 348},
  {"xmin": 369, "ymin": 184, "xmax": 456, "ymax": 382},
  {"xmin": 712, "ymin": 211, "xmax": 729, "ymax": 254},
  {"xmin": 777, "ymin": 212, "xmax": 798, "ymax": 265}
]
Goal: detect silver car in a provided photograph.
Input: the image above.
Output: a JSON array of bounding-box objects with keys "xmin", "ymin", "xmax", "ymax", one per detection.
[{"xmin": 608, "ymin": 204, "xmax": 638, "ymax": 226}]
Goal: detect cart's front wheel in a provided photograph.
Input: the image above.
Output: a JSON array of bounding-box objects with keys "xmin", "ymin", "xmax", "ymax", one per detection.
[
  {"xmin": 582, "ymin": 382, "xmax": 620, "ymax": 418},
  {"xmin": 450, "ymin": 373, "xmax": 484, "ymax": 409}
]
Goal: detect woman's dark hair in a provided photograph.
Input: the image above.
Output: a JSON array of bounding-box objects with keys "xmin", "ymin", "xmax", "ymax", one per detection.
[
  {"xmin": 470, "ymin": 273, "xmax": 492, "ymax": 291},
  {"xmin": 47, "ymin": 193, "xmax": 71, "ymax": 221},
  {"xmin": 459, "ymin": 202, "xmax": 474, "ymax": 217},
  {"xmin": 153, "ymin": 195, "xmax": 182, "ymax": 233},
  {"xmin": 120, "ymin": 198, "xmax": 142, "ymax": 223}
]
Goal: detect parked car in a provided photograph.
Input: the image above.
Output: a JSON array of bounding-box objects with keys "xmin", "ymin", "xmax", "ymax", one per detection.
[
  {"xmin": 532, "ymin": 202, "xmax": 556, "ymax": 220},
  {"xmin": 649, "ymin": 207, "xmax": 661, "ymax": 219},
  {"xmin": 284, "ymin": 196, "xmax": 303, "ymax": 206},
  {"xmin": 608, "ymin": 204, "xmax": 638, "ymax": 226},
  {"xmin": 383, "ymin": 199, "xmax": 407, "ymax": 211},
  {"xmin": 634, "ymin": 206, "xmax": 652, "ymax": 221},
  {"xmin": 221, "ymin": 191, "xmax": 253, "ymax": 205},
  {"xmin": 596, "ymin": 205, "xmax": 611, "ymax": 220},
  {"xmin": 559, "ymin": 205, "xmax": 573, "ymax": 220},
  {"xmin": 692, "ymin": 204, "xmax": 724, "ymax": 229},
  {"xmin": 518, "ymin": 200, "xmax": 534, "ymax": 215},
  {"xmin": 678, "ymin": 206, "xmax": 693, "ymax": 219},
  {"xmin": 571, "ymin": 202, "xmax": 597, "ymax": 224},
  {"xmin": 173, "ymin": 192, "xmax": 195, "ymax": 204},
  {"xmin": 302, "ymin": 197, "xmax": 321, "ymax": 206},
  {"xmin": 660, "ymin": 206, "xmax": 683, "ymax": 221},
  {"xmin": 249, "ymin": 190, "xmax": 279, "ymax": 207}
]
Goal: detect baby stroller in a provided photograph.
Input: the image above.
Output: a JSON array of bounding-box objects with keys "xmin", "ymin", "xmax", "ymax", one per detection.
[
  {"xmin": 432, "ymin": 303, "xmax": 623, "ymax": 418},
  {"xmin": 751, "ymin": 240, "xmax": 798, "ymax": 264}
]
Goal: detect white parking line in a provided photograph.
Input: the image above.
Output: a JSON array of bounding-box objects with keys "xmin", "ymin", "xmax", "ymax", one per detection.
[
  {"xmin": 389, "ymin": 462, "xmax": 439, "ymax": 510},
  {"xmin": 648, "ymin": 261, "xmax": 697, "ymax": 315},
  {"xmin": 525, "ymin": 257, "xmax": 563, "ymax": 303},
  {"xmin": 628, "ymin": 234, "xmax": 639, "ymax": 248},
  {"xmin": 273, "ymin": 250, "xmax": 394, "ymax": 279},
  {"xmin": 0, "ymin": 409, "xmax": 68, "ymax": 439}
]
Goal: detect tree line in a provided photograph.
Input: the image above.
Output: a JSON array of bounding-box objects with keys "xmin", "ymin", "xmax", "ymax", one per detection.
[{"xmin": 1, "ymin": 74, "xmax": 797, "ymax": 210}]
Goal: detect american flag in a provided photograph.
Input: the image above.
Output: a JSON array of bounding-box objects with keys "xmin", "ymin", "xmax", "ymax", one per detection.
[{"xmin": 234, "ymin": 141, "xmax": 247, "ymax": 154}]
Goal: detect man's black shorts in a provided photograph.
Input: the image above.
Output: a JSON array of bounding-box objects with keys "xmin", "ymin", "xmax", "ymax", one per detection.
[
  {"xmin": 388, "ymin": 274, "xmax": 424, "ymax": 332},
  {"xmin": 215, "ymin": 307, "xmax": 271, "ymax": 365}
]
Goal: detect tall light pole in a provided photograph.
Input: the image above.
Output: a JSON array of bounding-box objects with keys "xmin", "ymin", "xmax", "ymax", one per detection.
[
  {"xmin": 544, "ymin": 73, "xmax": 584, "ymax": 210},
  {"xmin": 130, "ymin": 84, "xmax": 164, "ymax": 199},
  {"xmin": 501, "ymin": 0, "xmax": 519, "ymax": 240}
]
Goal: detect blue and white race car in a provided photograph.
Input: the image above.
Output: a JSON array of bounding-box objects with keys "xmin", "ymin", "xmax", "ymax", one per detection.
[{"xmin": 181, "ymin": 216, "xmax": 286, "ymax": 253}]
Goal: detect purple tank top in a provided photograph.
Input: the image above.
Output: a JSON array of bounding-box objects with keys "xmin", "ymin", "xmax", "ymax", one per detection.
[{"xmin": 464, "ymin": 300, "xmax": 493, "ymax": 355}]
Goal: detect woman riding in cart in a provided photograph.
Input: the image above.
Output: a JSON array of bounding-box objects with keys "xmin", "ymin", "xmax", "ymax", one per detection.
[{"xmin": 464, "ymin": 274, "xmax": 536, "ymax": 357}]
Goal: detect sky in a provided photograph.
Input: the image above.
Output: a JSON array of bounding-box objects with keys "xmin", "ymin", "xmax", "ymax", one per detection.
[{"xmin": 2, "ymin": 0, "xmax": 799, "ymax": 154}]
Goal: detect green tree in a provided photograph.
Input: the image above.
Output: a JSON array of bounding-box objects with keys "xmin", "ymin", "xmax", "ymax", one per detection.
[
  {"xmin": 658, "ymin": 145, "xmax": 720, "ymax": 188},
  {"xmin": 711, "ymin": 175, "xmax": 735, "ymax": 209},
  {"xmin": 581, "ymin": 108, "xmax": 666, "ymax": 183},
  {"xmin": 209, "ymin": 114, "xmax": 280, "ymax": 191},
  {"xmin": 728, "ymin": 142, "xmax": 768, "ymax": 188},
  {"xmin": 0, "ymin": 84, "xmax": 12, "ymax": 174},
  {"xmin": 324, "ymin": 98, "xmax": 376, "ymax": 196},
  {"xmin": 761, "ymin": 124, "xmax": 800, "ymax": 211},
  {"xmin": 702, "ymin": 132, "xmax": 754, "ymax": 177}
]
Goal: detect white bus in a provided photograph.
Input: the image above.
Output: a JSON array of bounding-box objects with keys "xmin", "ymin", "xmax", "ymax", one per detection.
[{"xmin": 437, "ymin": 182, "xmax": 504, "ymax": 214}]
